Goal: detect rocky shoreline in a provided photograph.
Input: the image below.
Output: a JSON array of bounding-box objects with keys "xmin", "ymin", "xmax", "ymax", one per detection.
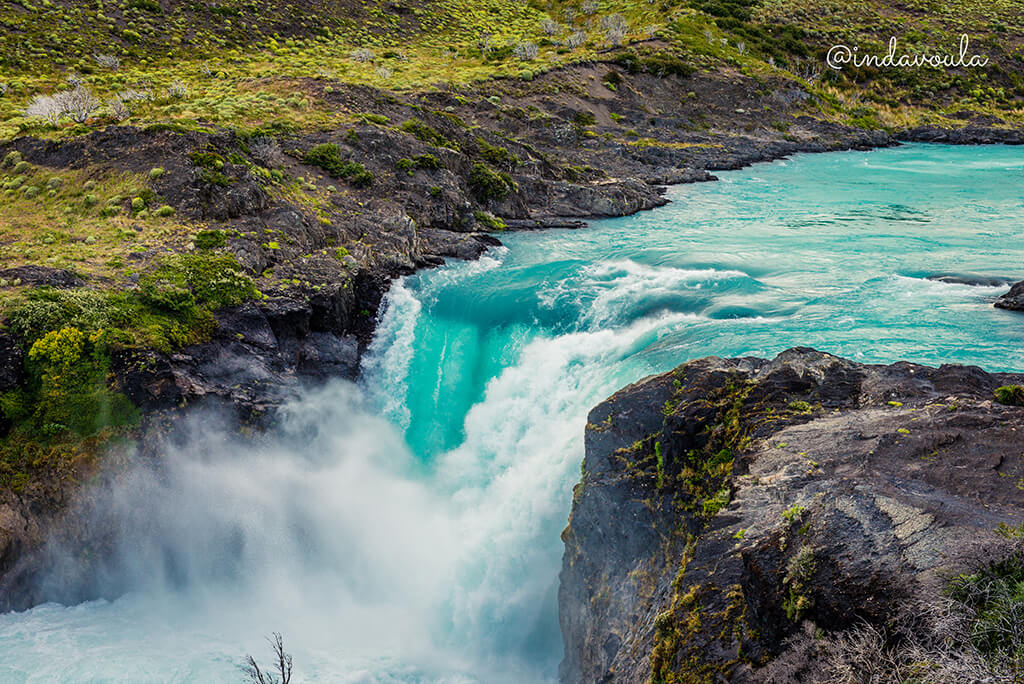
[
  {"xmin": 560, "ymin": 348, "xmax": 1024, "ymax": 682},
  {"xmin": 1, "ymin": 61, "xmax": 1024, "ymax": 618}
]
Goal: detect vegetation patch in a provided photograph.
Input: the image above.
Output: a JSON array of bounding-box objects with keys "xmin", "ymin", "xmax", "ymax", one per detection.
[
  {"xmin": 399, "ymin": 118, "xmax": 455, "ymax": 149},
  {"xmin": 303, "ymin": 143, "xmax": 373, "ymax": 187},
  {"xmin": 472, "ymin": 210, "xmax": 505, "ymax": 231},
  {"xmin": 467, "ymin": 162, "xmax": 514, "ymax": 203},
  {"xmin": 995, "ymin": 385, "xmax": 1024, "ymax": 407}
]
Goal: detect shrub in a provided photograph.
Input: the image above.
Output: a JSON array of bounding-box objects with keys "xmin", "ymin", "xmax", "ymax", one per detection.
[
  {"xmin": 566, "ymin": 31, "xmax": 586, "ymax": 49},
  {"xmin": 396, "ymin": 153, "xmax": 442, "ymax": 174},
  {"xmin": 540, "ymin": 18, "xmax": 559, "ymax": 35},
  {"xmin": 249, "ymin": 136, "xmax": 284, "ymax": 167},
  {"xmin": 468, "ymin": 163, "xmax": 514, "ymax": 203},
  {"xmin": 399, "ymin": 118, "xmax": 452, "ymax": 148},
  {"xmin": 150, "ymin": 253, "xmax": 259, "ymax": 310},
  {"xmin": 167, "ymin": 80, "xmax": 187, "ymax": 99},
  {"xmin": 108, "ymin": 97, "xmax": 130, "ymax": 121},
  {"xmin": 601, "ymin": 14, "xmax": 629, "ymax": 46},
  {"xmin": 128, "ymin": 0, "xmax": 161, "ymax": 12},
  {"xmin": 603, "ymin": 70, "xmax": 623, "ymax": 88},
  {"xmin": 412, "ymin": 153, "xmax": 441, "ymax": 169},
  {"xmin": 194, "ymin": 229, "xmax": 226, "ymax": 249},
  {"xmin": 573, "ymin": 110, "xmax": 597, "ymax": 126},
  {"xmin": 25, "ymin": 94, "xmax": 63, "ymax": 125},
  {"xmin": 23, "ymin": 326, "xmax": 138, "ymax": 438},
  {"xmin": 303, "ymin": 144, "xmax": 374, "ymax": 187},
  {"xmin": 23, "ymin": 86, "xmax": 101, "ymax": 124},
  {"xmin": 93, "ymin": 53, "xmax": 121, "ymax": 70},
  {"xmin": 357, "ymin": 113, "xmax": 389, "ymax": 125},
  {"xmin": 995, "ymin": 385, "xmax": 1024, "ymax": 406},
  {"xmin": 473, "ymin": 210, "xmax": 506, "ymax": 230},
  {"xmin": 57, "ymin": 85, "xmax": 101, "ymax": 123},
  {"xmin": 138, "ymin": 280, "xmax": 195, "ymax": 314},
  {"xmin": 351, "ymin": 48, "xmax": 373, "ymax": 62},
  {"xmin": 513, "ymin": 41, "xmax": 539, "ymax": 61},
  {"xmin": 477, "ymin": 137, "xmax": 518, "ymax": 166}
]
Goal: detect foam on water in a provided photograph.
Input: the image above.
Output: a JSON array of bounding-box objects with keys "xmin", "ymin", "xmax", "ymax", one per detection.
[{"xmin": 2, "ymin": 144, "xmax": 1024, "ymax": 682}]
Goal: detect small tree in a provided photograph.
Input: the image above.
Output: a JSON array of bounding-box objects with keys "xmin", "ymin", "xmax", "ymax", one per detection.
[
  {"xmin": 57, "ymin": 85, "xmax": 101, "ymax": 123},
  {"xmin": 93, "ymin": 53, "xmax": 121, "ymax": 70},
  {"xmin": 241, "ymin": 632, "xmax": 292, "ymax": 684},
  {"xmin": 351, "ymin": 47, "xmax": 373, "ymax": 62},
  {"xmin": 108, "ymin": 96, "xmax": 131, "ymax": 121},
  {"xmin": 25, "ymin": 94, "xmax": 63, "ymax": 125},
  {"xmin": 513, "ymin": 41, "xmax": 539, "ymax": 61}
]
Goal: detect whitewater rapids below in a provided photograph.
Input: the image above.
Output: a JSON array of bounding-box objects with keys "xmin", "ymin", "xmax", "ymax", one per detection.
[{"xmin": 1, "ymin": 144, "xmax": 1023, "ymax": 682}]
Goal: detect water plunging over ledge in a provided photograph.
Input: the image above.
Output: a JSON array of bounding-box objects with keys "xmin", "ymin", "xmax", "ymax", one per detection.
[{"xmin": 1, "ymin": 144, "xmax": 1023, "ymax": 682}]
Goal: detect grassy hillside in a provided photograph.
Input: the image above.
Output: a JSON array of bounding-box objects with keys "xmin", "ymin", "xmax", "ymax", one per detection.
[{"xmin": 0, "ymin": 0, "xmax": 1022, "ymax": 141}]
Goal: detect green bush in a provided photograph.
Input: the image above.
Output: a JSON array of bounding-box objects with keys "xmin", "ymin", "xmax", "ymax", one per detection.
[
  {"xmin": 15, "ymin": 326, "xmax": 138, "ymax": 438},
  {"xmin": 995, "ymin": 385, "xmax": 1024, "ymax": 406},
  {"xmin": 138, "ymin": 280, "xmax": 195, "ymax": 314},
  {"xmin": 303, "ymin": 144, "xmax": 374, "ymax": 187},
  {"xmin": 477, "ymin": 138, "xmax": 518, "ymax": 166},
  {"xmin": 468, "ymin": 163, "xmax": 514, "ymax": 203},
  {"xmin": 573, "ymin": 110, "xmax": 597, "ymax": 126},
  {"xmin": 395, "ymin": 153, "xmax": 442, "ymax": 174},
  {"xmin": 189, "ymin": 151, "xmax": 225, "ymax": 169},
  {"xmin": 947, "ymin": 551, "xmax": 1024, "ymax": 663},
  {"xmin": 1, "ymin": 151, "xmax": 21, "ymax": 168},
  {"xmin": 194, "ymin": 228, "xmax": 226, "ymax": 250},
  {"xmin": 399, "ymin": 118, "xmax": 454, "ymax": 148},
  {"xmin": 473, "ymin": 210, "xmax": 506, "ymax": 230},
  {"xmin": 128, "ymin": 0, "xmax": 161, "ymax": 12},
  {"xmin": 151, "ymin": 253, "xmax": 259, "ymax": 310},
  {"xmin": 357, "ymin": 113, "xmax": 389, "ymax": 124}
]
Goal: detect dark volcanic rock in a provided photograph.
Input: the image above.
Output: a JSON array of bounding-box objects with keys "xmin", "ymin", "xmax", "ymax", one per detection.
[
  {"xmin": 900, "ymin": 125, "xmax": 1024, "ymax": 145},
  {"xmin": 0, "ymin": 265, "xmax": 84, "ymax": 288},
  {"xmin": 559, "ymin": 348, "xmax": 1024, "ymax": 683},
  {"xmin": 995, "ymin": 280, "xmax": 1024, "ymax": 311}
]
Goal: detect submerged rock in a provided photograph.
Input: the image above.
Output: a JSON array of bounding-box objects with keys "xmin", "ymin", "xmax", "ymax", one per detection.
[
  {"xmin": 995, "ymin": 280, "xmax": 1024, "ymax": 311},
  {"xmin": 927, "ymin": 272, "xmax": 1011, "ymax": 287},
  {"xmin": 559, "ymin": 348, "xmax": 1024, "ymax": 683}
]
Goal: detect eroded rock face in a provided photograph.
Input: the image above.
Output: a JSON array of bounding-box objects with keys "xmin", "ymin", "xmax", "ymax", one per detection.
[{"xmin": 559, "ymin": 348, "xmax": 1024, "ymax": 683}]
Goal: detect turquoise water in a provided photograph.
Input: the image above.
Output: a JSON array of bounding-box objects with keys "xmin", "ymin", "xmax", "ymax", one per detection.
[
  {"xmin": 368, "ymin": 143, "xmax": 1024, "ymax": 460},
  {"xmin": 1, "ymin": 144, "xmax": 1023, "ymax": 682}
]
